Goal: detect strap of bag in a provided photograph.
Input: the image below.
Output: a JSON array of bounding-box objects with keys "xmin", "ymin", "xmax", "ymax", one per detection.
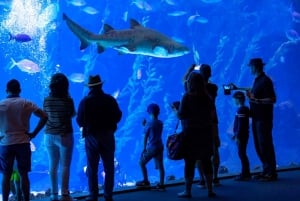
[{"xmin": 174, "ymin": 119, "xmax": 180, "ymax": 133}]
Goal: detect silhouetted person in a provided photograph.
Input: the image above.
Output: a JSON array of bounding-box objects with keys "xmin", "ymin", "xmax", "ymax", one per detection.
[
  {"xmin": 232, "ymin": 91, "xmax": 251, "ymax": 181},
  {"xmin": 43, "ymin": 73, "xmax": 76, "ymax": 201},
  {"xmin": 246, "ymin": 58, "xmax": 277, "ymax": 181},
  {"xmin": 0, "ymin": 79, "xmax": 48, "ymax": 201},
  {"xmin": 136, "ymin": 103, "xmax": 165, "ymax": 190},
  {"xmin": 174, "ymin": 73, "xmax": 216, "ymax": 198},
  {"xmin": 76, "ymin": 75, "xmax": 122, "ymax": 201}
]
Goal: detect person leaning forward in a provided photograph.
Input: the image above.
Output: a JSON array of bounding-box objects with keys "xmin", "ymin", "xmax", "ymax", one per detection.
[{"xmin": 76, "ymin": 75, "xmax": 122, "ymax": 201}]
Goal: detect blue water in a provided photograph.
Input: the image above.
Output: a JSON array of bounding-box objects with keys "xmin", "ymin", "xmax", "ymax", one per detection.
[{"xmin": 0, "ymin": 0, "xmax": 300, "ymax": 193}]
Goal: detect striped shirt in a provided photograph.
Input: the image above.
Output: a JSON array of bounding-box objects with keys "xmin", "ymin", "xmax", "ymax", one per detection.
[{"xmin": 43, "ymin": 96, "xmax": 76, "ymax": 135}]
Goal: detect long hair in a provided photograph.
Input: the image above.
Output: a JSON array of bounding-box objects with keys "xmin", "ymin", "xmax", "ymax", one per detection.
[{"xmin": 49, "ymin": 73, "xmax": 69, "ymax": 98}]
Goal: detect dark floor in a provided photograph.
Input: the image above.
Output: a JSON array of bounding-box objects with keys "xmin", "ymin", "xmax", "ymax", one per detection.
[{"xmin": 70, "ymin": 167, "xmax": 300, "ymax": 201}]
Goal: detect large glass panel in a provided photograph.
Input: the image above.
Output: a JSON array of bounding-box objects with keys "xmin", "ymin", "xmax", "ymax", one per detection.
[{"xmin": 0, "ymin": 0, "xmax": 299, "ymax": 195}]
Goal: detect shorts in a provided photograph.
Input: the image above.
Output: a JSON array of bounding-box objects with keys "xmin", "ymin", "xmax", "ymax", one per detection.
[
  {"xmin": 140, "ymin": 147, "xmax": 163, "ymax": 169},
  {"xmin": 0, "ymin": 143, "xmax": 31, "ymax": 174}
]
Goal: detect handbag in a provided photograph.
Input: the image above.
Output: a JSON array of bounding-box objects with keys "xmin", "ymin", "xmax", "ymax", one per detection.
[{"xmin": 166, "ymin": 120, "xmax": 184, "ymax": 160}]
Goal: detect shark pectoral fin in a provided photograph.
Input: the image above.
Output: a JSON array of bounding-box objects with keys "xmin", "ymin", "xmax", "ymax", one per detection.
[
  {"xmin": 80, "ymin": 41, "xmax": 89, "ymax": 50},
  {"xmin": 153, "ymin": 46, "xmax": 168, "ymax": 57},
  {"xmin": 97, "ymin": 45, "xmax": 105, "ymax": 53}
]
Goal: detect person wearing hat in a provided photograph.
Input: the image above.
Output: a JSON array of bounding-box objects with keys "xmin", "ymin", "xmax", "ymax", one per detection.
[
  {"xmin": 0, "ymin": 79, "xmax": 48, "ymax": 201},
  {"xmin": 43, "ymin": 73, "xmax": 76, "ymax": 201},
  {"xmin": 232, "ymin": 91, "xmax": 251, "ymax": 181},
  {"xmin": 76, "ymin": 75, "xmax": 122, "ymax": 201},
  {"xmin": 135, "ymin": 103, "xmax": 165, "ymax": 190},
  {"xmin": 246, "ymin": 58, "xmax": 277, "ymax": 181}
]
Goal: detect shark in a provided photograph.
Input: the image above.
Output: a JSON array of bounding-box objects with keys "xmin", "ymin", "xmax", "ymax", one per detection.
[{"xmin": 63, "ymin": 13, "xmax": 189, "ymax": 58}]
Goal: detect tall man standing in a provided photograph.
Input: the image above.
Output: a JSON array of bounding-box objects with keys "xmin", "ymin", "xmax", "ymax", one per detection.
[
  {"xmin": 76, "ymin": 75, "xmax": 122, "ymax": 201},
  {"xmin": 0, "ymin": 79, "xmax": 48, "ymax": 201},
  {"xmin": 246, "ymin": 58, "xmax": 277, "ymax": 181}
]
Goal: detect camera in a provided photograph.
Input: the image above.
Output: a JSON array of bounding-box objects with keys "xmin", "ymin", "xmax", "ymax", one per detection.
[
  {"xmin": 223, "ymin": 83, "xmax": 251, "ymax": 95},
  {"xmin": 222, "ymin": 83, "xmax": 238, "ymax": 95}
]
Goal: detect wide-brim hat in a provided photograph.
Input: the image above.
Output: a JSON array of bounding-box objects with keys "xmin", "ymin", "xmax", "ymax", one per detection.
[
  {"xmin": 248, "ymin": 58, "xmax": 265, "ymax": 67},
  {"xmin": 86, "ymin": 75, "xmax": 104, "ymax": 87}
]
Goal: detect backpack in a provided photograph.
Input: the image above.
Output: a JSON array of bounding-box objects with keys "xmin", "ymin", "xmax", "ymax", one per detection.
[{"xmin": 166, "ymin": 131, "xmax": 184, "ymax": 160}]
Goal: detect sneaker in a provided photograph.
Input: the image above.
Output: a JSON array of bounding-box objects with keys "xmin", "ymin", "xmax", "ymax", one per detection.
[
  {"xmin": 136, "ymin": 180, "xmax": 150, "ymax": 187},
  {"xmin": 177, "ymin": 191, "xmax": 192, "ymax": 198},
  {"xmin": 234, "ymin": 174, "xmax": 251, "ymax": 181},
  {"xmin": 153, "ymin": 183, "xmax": 165, "ymax": 190},
  {"xmin": 196, "ymin": 180, "xmax": 206, "ymax": 188},
  {"xmin": 213, "ymin": 178, "xmax": 220, "ymax": 186}
]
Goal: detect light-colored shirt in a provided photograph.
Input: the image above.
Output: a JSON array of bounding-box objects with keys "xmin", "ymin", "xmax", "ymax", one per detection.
[{"xmin": 0, "ymin": 97, "xmax": 39, "ymax": 145}]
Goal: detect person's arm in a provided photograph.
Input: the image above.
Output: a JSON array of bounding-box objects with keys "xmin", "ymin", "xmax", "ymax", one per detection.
[
  {"xmin": 183, "ymin": 64, "xmax": 196, "ymax": 83},
  {"xmin": 143, "ymin": 124, "xmax": 150, "ymax": 151},
  {"xmin": 28, "ymin": 108, "xmax": 48, "ymax": 139}
]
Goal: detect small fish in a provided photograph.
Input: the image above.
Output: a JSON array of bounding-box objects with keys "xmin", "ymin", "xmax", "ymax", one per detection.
[
  {"xmin": 68, "ymin": 73, "xmax": 85, "ymax": 83},
  {"xmin": 9, "ymin": 33, "xmax": 32, "ymax": 42},
  {"xmin": 82, "ymin": 6, "xmax": 99, "ymax": 15},
  {"xmin": 187, "ymin": 14, "xmax": 208, "ymax": 26},
  {"xmin": 167, "ymin": 11, "xmax": 187, "ymax": 17},
  {"xmin": 9, "ymin": 58, "xmax": 40, "ymax": 74},
  {"xmin": 131, "ymin": 0, "xmax": 152, "ymax": 11},
  {"xmin": 67, "ymin": 0, "xmax": 86, "ymax": 7}
]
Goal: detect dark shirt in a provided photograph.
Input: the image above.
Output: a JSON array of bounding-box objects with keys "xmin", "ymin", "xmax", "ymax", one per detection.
[
  {"xmin": 178, "ymin": 93, "xmax": 214, "ymax": 130},
  {"xmin": 76, "ymin": 88, "xmax": 122, "ymax": 135},
  {"xmin": 144, "ymin": 119, "xmax": 163, "ymax": 151},
  {"xmin": 250, "ymin": 72, "xmax": 276, "ymax": 121},
  {"xmin": 177, "ymin": 92, "xmax": 214, "ymax": 159},
  {"xmin": 43, "ymin": 96, "xmax": 75, "ymax": 134},
  {"xmin": 233, "ymin": 105, "xmax": 250, "ymax": 140}
]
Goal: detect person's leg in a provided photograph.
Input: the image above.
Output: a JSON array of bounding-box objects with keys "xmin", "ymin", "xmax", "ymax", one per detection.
[
  {"xmin": 258, "ymin": 121, "xmax": 277, "ymax": 177},
  {"xmin": 202, "ymin": 157, "xmax": 216, "ymax": 197},
  {"xmin": 154, "ymin": 149, "xmax": 165, "ymax": 186},
  {"xmin": 18, "ymin": 171, "xmax": 30, "ymax": 201},
  {"xmin": 2, "ymin": 172, "xmax": 13, "ymax": 201},
  {"xmin": 45, "ymin": 134, "xmax": 59, "ymax": 199},
  {"xmin": 252, "ymin": 120, "xmax": 266, "ymax": 174},
  {"xmin": 98, "ymin": 133, "xmax": 115, "ymax": 200},
  {"xmin": 211, "ymin": 124, "xmax": 220, "ymax": 185},
  {"xmin": 16, "ymin": 143, "xmax": 31, "ymax": 201},
  {"xmin": 238, "ymin": 139, "xmax": 250, "ymax": 177},
  {"xmin": 178, "ymin": 158, "xmax": 195, "ymax": 197},
  {"xmin": 60, "ymin": 134, "xmax": 74, "ymax": 196},
  {"xmin": 138, "ymin": 149, "xmax": 155, "ymax": 184},
  {"xmin": 0, "ymin": 145, "xmax": 14, "ymax": 201},
  {"xmin": 212, "ymin": 146, "xmax": 220, "ymax": 185},
  {"xmin": 85, "ymin": 135, "xmax": 100, "ymax": 200}
]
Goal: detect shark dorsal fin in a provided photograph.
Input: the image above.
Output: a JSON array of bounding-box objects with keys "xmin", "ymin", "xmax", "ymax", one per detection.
[
  {"xmin": 103, "ymin": 24, "xmax": 114, "ymax": 33},
  {"xmin": 130, "ymin": 19, "xmax": 142, "ymax": 29}
]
